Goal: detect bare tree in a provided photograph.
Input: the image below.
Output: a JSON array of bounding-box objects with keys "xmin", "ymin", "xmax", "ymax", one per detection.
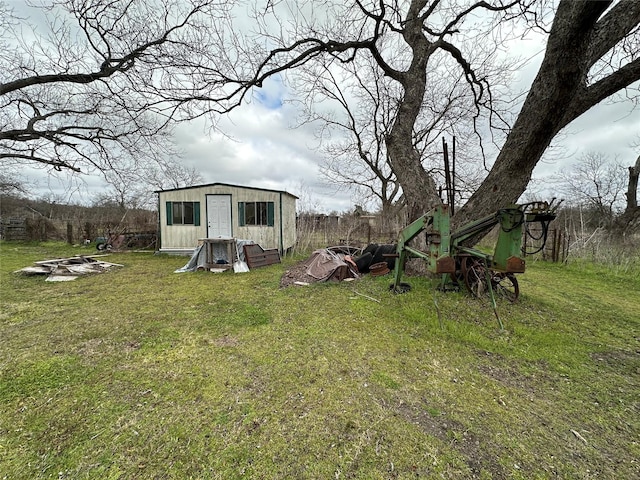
[
  {"xmin": 4, "ymin": 0, "xmax": 639, "ymax": 245},
  {"xmin": 609, "ymin": 152, "xmax": 640, "ymax": 231},
  {"xmin": 298, "ymin": 46, "xmax": 493, "ymax": 217},
  {"xmin": 297, "ymin": 59, "xmax": 402, "ymax": 213},
  {"xmin": 0, "ymin": 171, "xmax": 28, "ymax": 195},
  {"xmin": 553, "ymin": 152, "xmax": 627, "ymax": 227},
  {"xmin": 95, "ymin": 171, "xmax": 151, "ymax": 212},
  {"xmin": 242, "ymin": 0, "xmax": 639, "ymax": 233},
  {"xmin": 0, "ymin": 0, "xmax": 236, "ymax": 176},
  {"xmin": 146, "ymin": 163, "xmax": 204, "ymax": 192},
  {"xmin": 94, "ymin": 156, "xmax": 204, "ymax": 212}
]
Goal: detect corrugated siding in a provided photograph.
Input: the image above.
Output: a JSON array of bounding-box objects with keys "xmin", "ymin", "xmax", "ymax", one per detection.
[
  {"xmin": 281, "ymin": 194, "xmax": 297, "ymax": 251},
  {"xmin": 159, "ymin": 186, "xmax": 210, "ymax": 249},
  {"xmin": 233, "ymin": 189, "xmax": 279, "ymax": 248},
  {"xmin": 158, "ymin": 185, "xmax": 297, "ymax": 252}
]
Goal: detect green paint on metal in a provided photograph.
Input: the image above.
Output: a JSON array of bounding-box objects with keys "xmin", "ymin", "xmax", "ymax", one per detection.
[{"xmin": 390, "ymin": 200, "xmax": 560, "ymax": 329}]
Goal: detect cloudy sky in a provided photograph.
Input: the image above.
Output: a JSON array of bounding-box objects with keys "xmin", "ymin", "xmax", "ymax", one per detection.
[
  {"xmin": 168, "ymin": 72, "xmax": 640, "ymax": 212},
  {"xmin": 22, "ymin": 76, "xmax": 640, "ymax": 213},
  {"xmin": 168, "ymin": 81, "xmax": 339, "ymax": 212},
  {"xmin": 12, "ymin": 1, "xmax": 640, "ymax": 213}
]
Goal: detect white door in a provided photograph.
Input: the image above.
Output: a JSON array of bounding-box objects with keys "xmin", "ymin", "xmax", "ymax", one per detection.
[{"xmin": 206, "ymin": 195, "xmax": 232, "ymax": 238}]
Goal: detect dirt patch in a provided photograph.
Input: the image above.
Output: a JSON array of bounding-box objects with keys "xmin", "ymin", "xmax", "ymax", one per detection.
[
  {"xmin": 279, "ymin": 259, "xmax": 318, "ymax": 288},
  {"xmin": 396, "ymin": 401, "xmax": 506, "ymax": 478},
  {"xmin": 476, "ymin": 363, "xmax": 536, "ymax": 392},
  {"xmin": 396, "ymin": 401, "xmax": 457, "ymax": 442},
  {"xmin": 213, "ymin": 335, "xmax": 239, "ymax": 347},
  {"xmin": 591, "ymin": 350, "xmax": 640, "ymax": 376},
  {"xmin": 77, "ymin": 338, "xmax": 107, "ymax": 358},
  {"xmin": 474, "ymin": 350, "xmax": 552, "ymax": 396},
  {"xmin": 77, "ymin": 338, "xmax": 139, "ymax": 354},
  {"xmin": 280, "ymin": 246, "xmax": 378, "ymax": 287},
  {"xmin": 591, "ymin": 349, "xmax": 639, "ymax": 365}
]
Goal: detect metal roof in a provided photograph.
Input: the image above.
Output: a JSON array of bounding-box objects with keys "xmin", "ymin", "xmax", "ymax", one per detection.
[{"xmin": 155, "ymin": 182, "xmax": 298, "ymax": 198}]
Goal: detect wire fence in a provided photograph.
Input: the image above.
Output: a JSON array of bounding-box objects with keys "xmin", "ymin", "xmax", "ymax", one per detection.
[
  {"xmin": 293, "ymin": 213, "xmax": 639, "ymax": 271},
  {"xmin": 0, "ymin": 216, "xmax": 157, "ymax": 248},
  {"xmin": 3, "ymin": 212, "xmax": 637, "ymax": 269}
]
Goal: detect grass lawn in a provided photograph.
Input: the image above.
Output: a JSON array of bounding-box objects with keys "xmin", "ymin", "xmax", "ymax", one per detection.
[{"xmin": 1, "ymin": 242, "xmax": 638, "ymax": 479}]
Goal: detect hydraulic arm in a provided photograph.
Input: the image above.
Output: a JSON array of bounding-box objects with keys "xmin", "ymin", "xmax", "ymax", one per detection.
[{"xmin": 390, "ymin": 200, "xmax": 560, "ymax": 325}]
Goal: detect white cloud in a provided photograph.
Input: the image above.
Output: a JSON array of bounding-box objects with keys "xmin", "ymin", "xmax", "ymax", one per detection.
[{"xmin": 168, "ymin": 82, "xmax": 354, "ymax": 213}]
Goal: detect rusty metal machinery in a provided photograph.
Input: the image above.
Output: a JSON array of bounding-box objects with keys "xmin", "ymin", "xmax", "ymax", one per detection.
[{"xmin": 390, "ymin": 200, "xmax": 561, "ymax": 328}]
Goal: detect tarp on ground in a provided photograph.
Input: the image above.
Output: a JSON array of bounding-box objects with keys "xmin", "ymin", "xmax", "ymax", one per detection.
[
  {"xmin": 304, "ymin": 249, "xmax": 359, "ymax": 282},
  {"xmin": 175, "ymin": 239, "xmax": 254, "ymax": 273}
]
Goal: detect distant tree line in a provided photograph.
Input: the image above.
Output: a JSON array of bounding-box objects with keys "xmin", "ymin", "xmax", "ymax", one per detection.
[
  {"xmin": 546, "ymin": 152, "xmax": 640, "ymax": 232},
  {"xmin": 0, "ymin": 192, "xmax": 156, "ymax": 243}
]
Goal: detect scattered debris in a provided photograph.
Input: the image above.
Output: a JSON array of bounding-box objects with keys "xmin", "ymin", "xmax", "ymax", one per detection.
[
  {"xmin": 205, "ymin": 267, "xmax": 229, "ymax": 274},
  {"xmin": 369, "ymin": 261, "xmax": 390, "ymax": 276},
  {"xmin": 15, "ymin": 255, "xmax": 123, "ymax": 281},
  {"xmin": 175, "ymin": 239, "xmax": 254, "ymax": 273},
  {"xmin": 280, "ymin": 244, "xmax": 396, "ymax": 288},
  {"xmin": 280, "ymin": 248, "xmax": 360, "ymax": 287},
  {"xmin": 571, "ymin": 429, "xmax": 588, "ymax": 445},
  {"xmin": 353, "ymin": 243, "xmax": 397, "ymax": 273},
  {"xmin": 352, "ymin": 291, "xmax": 381, "ymax": 303},
  {"xmin": 232, "ymin": 242, "xmax": 250, "ymax": 273}
]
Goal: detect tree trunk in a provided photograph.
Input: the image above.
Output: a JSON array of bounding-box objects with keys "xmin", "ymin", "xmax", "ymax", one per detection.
[
  {"xmin": 385, "ymin": 0, "xmax": 441, "ymax": 222},
  {"xmin": 453, "ymin": 1, "xmax": 611, "ymax": 233},
  {"xmin": 625, "ymin": 155, "xmax": 640, "ymax": 212},
  {"xmin": 614, "ymin": 154, "xmax": 640, "ymax": 232}
]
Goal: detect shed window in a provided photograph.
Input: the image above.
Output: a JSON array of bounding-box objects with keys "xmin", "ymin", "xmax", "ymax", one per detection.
[
  {"xmin": 238, "ymin": 201, "xmax": 274, "ymax": 226},
  {"xmin": 166, "ymin": 201, "xmax": 200, "ymax": 226}
]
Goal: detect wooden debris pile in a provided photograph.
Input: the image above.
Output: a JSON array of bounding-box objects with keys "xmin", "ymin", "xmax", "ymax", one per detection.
[{"xmin": 15, "ymin": 255, "xmax": 123, "ymax": 282}]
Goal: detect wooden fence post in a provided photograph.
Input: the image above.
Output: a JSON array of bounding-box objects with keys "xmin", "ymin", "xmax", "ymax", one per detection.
[{"xmin": 40, "ymin": 220, "xmax": 47, "ymax": 241}]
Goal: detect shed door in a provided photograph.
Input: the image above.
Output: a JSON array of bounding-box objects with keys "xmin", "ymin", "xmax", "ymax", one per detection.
[{"xmin": 206, "ymin": 195, "xmax": 232, "ymax": 238}]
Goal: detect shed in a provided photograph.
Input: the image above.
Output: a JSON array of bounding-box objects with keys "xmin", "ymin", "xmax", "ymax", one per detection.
[{"xmin": 156, "ymin": 183, "xmax": 297, "ymax": 255}]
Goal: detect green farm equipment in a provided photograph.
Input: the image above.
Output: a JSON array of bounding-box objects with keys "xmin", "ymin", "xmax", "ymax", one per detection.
[{"xmin": 390, "ymin": 200, "xmax": 561, "ymax": 327}]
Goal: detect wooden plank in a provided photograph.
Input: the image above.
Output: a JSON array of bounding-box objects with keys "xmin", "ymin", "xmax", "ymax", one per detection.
[
  {"xmin": 243, "ymin": 244, "xmax": 281, "ymax": 269},
  {"xmin": 34, "ymin": 258, "xmax": 72, "ymax": 265},
  {"xmin": 34, "ymin": 254, "xmax": 113, "ymax": 265},
  {"xmin": 65, "ymin": 265, "xmax": 103, "ymax": 274},
  {"xmin": 15, "ymin": 266, "xmax": 50, "ymax": 274},
  {"xmin": 20, "ymin": 255, "xmax": 123, "ymax": 278},
  {"xmin": 46, "ymin": 275, "xmax": 78, "ymax": 282}
]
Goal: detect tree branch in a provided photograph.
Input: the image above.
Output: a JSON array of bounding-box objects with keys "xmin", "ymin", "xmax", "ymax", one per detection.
[
  {"xmin": 587, "ymin": 0, "xmax": 640, "ymax": 69},
  {"xmin": 0, "ymin": 152, "xmax": 81, "ymax": 172},
  {"xmin": 0, "ymin": 2, "xmax": 206, "ymax": 96},
  {"xmin": 423, "ymin": 0, "xmax": 523, "ymax": 37},
  {"xmin": 562, "ymin": 57, "xmax": 640, "ymax": 129}
]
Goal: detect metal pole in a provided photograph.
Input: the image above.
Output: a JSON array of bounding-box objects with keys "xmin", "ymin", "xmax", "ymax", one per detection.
[
  {"xmin": 451, "ymin": 136, "xmax": 456, "ymax": 216},
  {"xmin": 443, "ymin": 137, "xmax": 452, "ymax": 208}
]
